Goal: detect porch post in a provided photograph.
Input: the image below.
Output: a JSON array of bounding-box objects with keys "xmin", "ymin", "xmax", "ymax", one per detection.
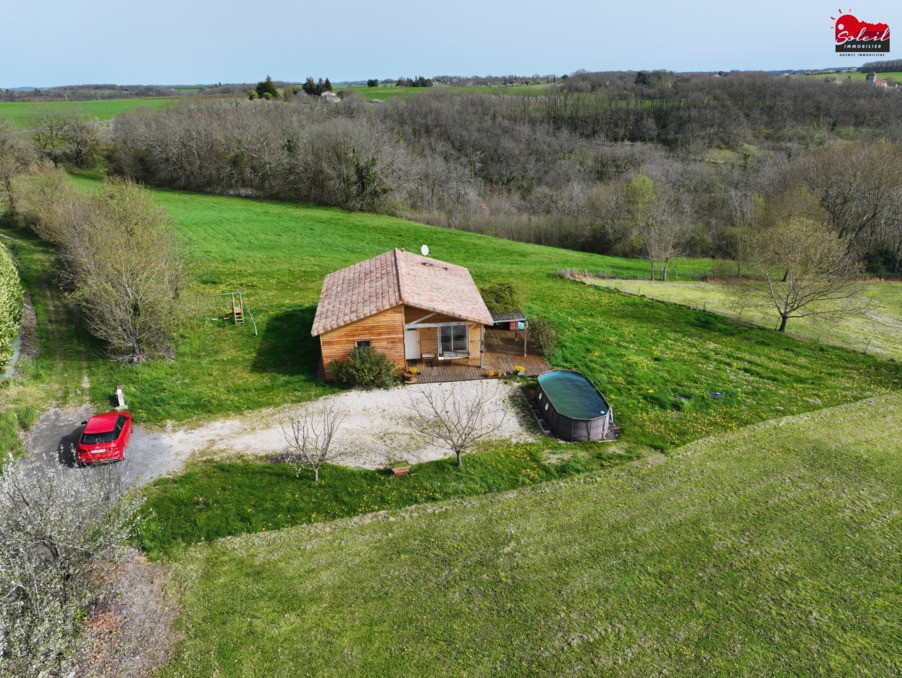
[
  {"xmin": 523, "ymin": 323, "xmax": 527, "ymax": 357},
  {"xmin": 480, "ymin": 325, "xmax": 485, "ymax": 368}
]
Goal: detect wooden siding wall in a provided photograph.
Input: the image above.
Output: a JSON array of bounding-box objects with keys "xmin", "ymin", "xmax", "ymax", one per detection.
[
  {"xmin": 419, "ymin": 327, "xmax": 437, "ymax": 354},
  {"xmin": 468, "ymin": 324, "xmax": 482, "ymax": 365},
  {"xmin": 319, "ymin": 306, "xmax": 406, "ymax": 379}
]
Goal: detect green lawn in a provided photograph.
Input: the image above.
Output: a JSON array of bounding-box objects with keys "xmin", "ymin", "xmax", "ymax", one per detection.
[
  {"xmin": 4, "ymin": 182, "xmax": 898, "ymax": 450},
  {"xmin": 586, "ymin": 278, "xmax": 902, "ymax": 361},
  {"xmin": 0, "ymin": 97, "xmax": 178, "ymax": 129},
  {"xmin": 138, "ymin": 438, "xmax": 644, "ymax": 558},
  {"xmin": 162, "ymin": 393, "xmax": 902, "ymax": 676}
]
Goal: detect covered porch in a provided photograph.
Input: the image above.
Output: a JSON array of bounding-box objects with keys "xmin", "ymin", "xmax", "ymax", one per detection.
[{"xmin": 412, "ymin": 328, "xmax": 550, "ymax": 384}]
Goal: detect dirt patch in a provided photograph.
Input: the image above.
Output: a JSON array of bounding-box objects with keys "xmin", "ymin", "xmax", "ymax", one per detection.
[
  {"xmin": 18, "ymin": 293, "xmax": 38, "ymax": 362},
  {"xmin": 158, "ymin": 380, "xmax": 534, "ymax": 470},
  {"xmin": 74, "ymin": 549, "xmax": 181, "ymax": 678}
]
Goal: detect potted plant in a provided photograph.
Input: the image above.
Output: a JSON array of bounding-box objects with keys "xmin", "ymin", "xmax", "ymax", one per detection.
[
  {"xmin": 390, "ymin": 459, "xmax": 411, "ymax": 477},
  {"xmin": 404, "ymin": 367, "xmax": 419, "ymax": 384},
  {"xmin": 514, "ymin": 365, "xmax": 526, "ymax": 376}
]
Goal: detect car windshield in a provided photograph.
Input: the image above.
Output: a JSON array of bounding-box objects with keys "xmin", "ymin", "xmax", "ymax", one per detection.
[{"xmin": 81, "ymin": 430, "xmax": 117, "ymax": 445}]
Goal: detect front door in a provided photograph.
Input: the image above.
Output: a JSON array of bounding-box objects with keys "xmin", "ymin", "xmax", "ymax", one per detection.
[{"xmin": 404, "ymin": 328, "xmax": 421, "ymax": 360}]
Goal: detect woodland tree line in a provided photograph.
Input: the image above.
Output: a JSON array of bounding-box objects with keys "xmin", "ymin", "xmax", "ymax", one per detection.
[
  {"xmin": 6, "ymin": 71, "xmax": 902, "ymax": 278},
  {"xmin": 103, "ymin": 72, "xmax": 902, "ymax": 275}
]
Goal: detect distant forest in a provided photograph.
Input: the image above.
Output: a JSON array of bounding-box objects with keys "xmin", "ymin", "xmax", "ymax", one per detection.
[{"xmin": 18, "ymin": 71, "xmax": 902, "ymax": 275}]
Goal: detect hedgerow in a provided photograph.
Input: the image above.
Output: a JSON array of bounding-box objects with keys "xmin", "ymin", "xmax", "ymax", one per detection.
[{"xmin": 0, "ymin": 244, "xmax": 22, "ymax": 369}]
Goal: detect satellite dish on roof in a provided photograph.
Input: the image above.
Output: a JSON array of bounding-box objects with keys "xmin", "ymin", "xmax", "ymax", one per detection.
[{"xmin": 421, "ymin": 244, "xmax": 430, "ymax": 257}]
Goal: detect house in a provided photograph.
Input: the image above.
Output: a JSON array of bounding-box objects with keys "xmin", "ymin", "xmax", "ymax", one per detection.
[{"xmin": 311, "ymin": 249, "xmax": 494, "ymax": 379}]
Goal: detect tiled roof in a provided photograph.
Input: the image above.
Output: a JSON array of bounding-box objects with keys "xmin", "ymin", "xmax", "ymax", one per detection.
[{"xmin": 311, "ymin": 249, "xmax": 493, "ymax": 336}]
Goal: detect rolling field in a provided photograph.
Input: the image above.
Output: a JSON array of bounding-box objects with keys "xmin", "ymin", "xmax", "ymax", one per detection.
[
  {"xmin": 4, "ymin": 180, "xmax": 898, "ymax": 451},
  {"xmin": 806, "ymin": 71, "xmax": 902, "ymax": 82},
  {"xmin": 0, "ymin": 97, "xmax": 178, "ymax": 129},
  {"xmin": 340, "ymin": 83, "xmax": 553, "ymax": 100},
  {"xmin": 586, "ymin": 278, "xmax": 902, "ymax": 360},
  {"xmin": 161, "ymin": 394, "xmax": 902, "ymax": 675},
  {"xmin": 0, "ymin": 84, "xmax": 553, "ymax": 130}
]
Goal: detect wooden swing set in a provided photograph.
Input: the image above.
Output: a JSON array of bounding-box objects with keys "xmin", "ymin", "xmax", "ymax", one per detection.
[{"xmin": 201, "ymin": 291, "xmax": 258, "ymax": 336}]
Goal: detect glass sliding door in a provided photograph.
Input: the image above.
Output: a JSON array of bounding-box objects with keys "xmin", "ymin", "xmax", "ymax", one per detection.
[{"xmin": 439, "ymin": 324, "xmax": 468, "ymax": 356}]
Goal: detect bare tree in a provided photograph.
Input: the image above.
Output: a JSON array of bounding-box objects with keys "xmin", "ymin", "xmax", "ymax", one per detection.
[
  {"xmin": 29, "ymin": 106, "xmax": 74, "ymax": 166},
  {"xmin": 407, "ymin": 383, "xmax": 507, "ymax": 468},
  {"xmin": 0, "ymin": 121, "xmax": 36, "ymax": 214},
  {"xmin": 281, "ymin": 398, "xmax": 346, "ymax": 482},
  {"xmin": 12, "ymin": 173, "xmax": 184, "ymax": 362},
  {"xmin": 736, "ymin": 217, "xmax": 866, "ymax": 333},
  {"xmin": 645, "ymin": 191, "xmax": 690, "ymax": 281},
  {"xmin": 0, "ymin": 459, "xmax": 144, "ymax": 676}
]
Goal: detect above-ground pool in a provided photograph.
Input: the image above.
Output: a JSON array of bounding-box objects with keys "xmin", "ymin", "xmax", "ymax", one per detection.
[{"xmin": 536, "ymin": 370, "xmax": 613, "ymax": 441}]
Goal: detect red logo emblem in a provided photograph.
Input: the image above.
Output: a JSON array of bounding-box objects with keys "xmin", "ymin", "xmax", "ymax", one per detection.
[{"xmin": 833, "ymin": 10, "xmax": 890, "ymax": 53}]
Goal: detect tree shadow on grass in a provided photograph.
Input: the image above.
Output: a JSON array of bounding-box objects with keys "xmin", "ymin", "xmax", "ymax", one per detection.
[{"xmin": 252, "ymin": 306, "xmax": 319, "ymax": 377}]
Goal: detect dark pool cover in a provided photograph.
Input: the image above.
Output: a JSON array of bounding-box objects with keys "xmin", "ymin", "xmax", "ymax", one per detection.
[{"xmin": 537, "ymin": 371, "xmax": 609, "ymax": 420}]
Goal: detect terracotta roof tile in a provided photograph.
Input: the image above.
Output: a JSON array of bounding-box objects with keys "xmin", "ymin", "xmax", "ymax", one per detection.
[{"xmin": 311, "ymin": 249, "xmax": 492, "ymax": 336}]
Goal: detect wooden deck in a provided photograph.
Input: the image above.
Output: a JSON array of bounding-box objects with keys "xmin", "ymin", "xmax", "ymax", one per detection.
[{"xmin": 413, "ymin": 329, "xmax": 550, "ymax": 384}]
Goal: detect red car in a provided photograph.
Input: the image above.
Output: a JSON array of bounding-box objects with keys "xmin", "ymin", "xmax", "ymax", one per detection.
[{"xmin": 77, "ymin": 412, "xmax": 133, "ymax": 464}]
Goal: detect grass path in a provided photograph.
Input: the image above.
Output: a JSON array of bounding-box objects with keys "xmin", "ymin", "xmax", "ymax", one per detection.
[
  {"xmin": 0, "ymin": 228, "xmax": 92, "ymax": 458},
  {"xmin": 585, "ymin": 278, "xmax": 902, "ymax": 360},
  {"xmin": 162, "ymin": 394, "xmax": 902, "ymax": 675}
]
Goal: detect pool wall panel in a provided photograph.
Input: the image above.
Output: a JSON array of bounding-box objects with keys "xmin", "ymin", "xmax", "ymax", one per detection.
[{"xmin": 536, "ymin": 370, "xmax": 613, "ymax": 442}]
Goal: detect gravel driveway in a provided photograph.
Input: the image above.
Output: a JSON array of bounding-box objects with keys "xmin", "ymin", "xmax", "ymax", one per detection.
[{"xmin": 21, "ymin": 381, "xmax": 534, "ymax": 487}]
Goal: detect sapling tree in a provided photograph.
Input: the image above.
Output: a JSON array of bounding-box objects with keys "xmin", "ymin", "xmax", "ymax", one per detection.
[
  {"xmin": 281, "ymin": 398, "xmax": 346, "ymax": 482},
  {"xmin": 407, "ymin": 383, "xmax": 507, "ymax": 468}
]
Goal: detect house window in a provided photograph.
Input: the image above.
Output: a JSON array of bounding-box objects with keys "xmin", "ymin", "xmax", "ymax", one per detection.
[
  {"xmin": 355, "ymin": 340, "xmax": 372, "ymax": 348},
  {"xmin": 440, "ymin": 325, "xmax": 467, "ymax": 355}
]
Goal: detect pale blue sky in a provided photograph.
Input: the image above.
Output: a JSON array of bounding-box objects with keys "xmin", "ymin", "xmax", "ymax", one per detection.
[{"xmin": 0, "ymin": 1, "xmax": 897, "ymax": 87}]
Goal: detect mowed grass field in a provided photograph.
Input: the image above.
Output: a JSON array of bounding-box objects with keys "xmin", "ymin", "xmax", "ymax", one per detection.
[
  {"xmin": 586, "ymin": 278, "xmax": 902, "ymax": 361},
  {"xmin": 5, "ymin": 178, "xmax": 898, "ymax": 451},
  {"xmin": 0, "ymin": 97, "xmax": 178, "ymax": 129},
  {"xmin": 161, "ymin": 394, "xmax": 902, "ymax": 676},
  {"xmin": 137, "ymin": 438, "xmax": 645, "ymax": 557}
]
